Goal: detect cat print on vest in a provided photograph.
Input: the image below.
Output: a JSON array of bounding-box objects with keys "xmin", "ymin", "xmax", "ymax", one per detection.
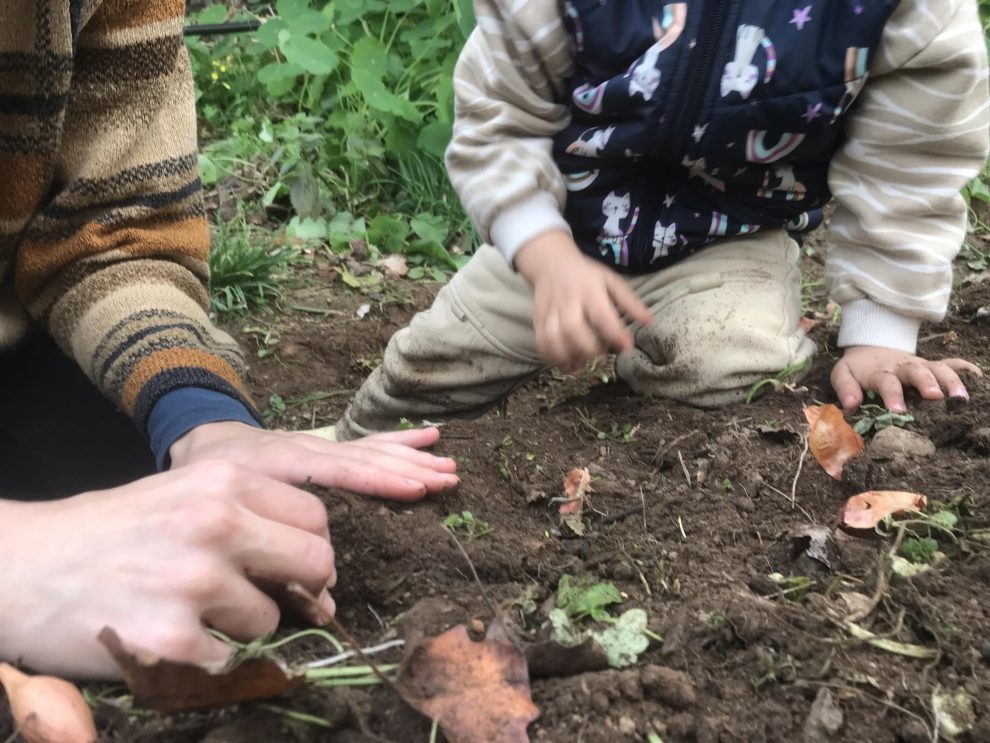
[
  {"xmin": 572, "ymin": 2, "xmax": 687, "ymax": 113},
  {"xmin": 566, "ymin": 126, "xmax": 616, "ymax": 158},
  {"xmin": 599, "ymin": 191, "xmax": 640, "ymax": 266},
  {"xmin": 651, "ymin": 221, "xmax": 679, "ymax": 261}
]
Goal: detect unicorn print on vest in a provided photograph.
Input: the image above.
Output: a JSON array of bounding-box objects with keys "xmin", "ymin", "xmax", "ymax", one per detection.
[
  {"xmin": 651, "ymin": 220, "xmax": 683, "ymax": 261},
  {"xmin": 572, "ymin": 3, "xmax": 686, "ymax": 113},
  {"xmin": 831, "ymin": 47, "xmax": 870, "ymax": 123},
  {"xmin": 757, "ymin": 163, "xmax": 807, "ymax": 201},
  {"xmin": 720, "ymin": 25, "xmax": 777, "ymax": 99},
  {"xmin": 566, "ymin": 125, "xmax": 616, "ymax": 158},
  {"xmin": 599, "ymin": 191, "xmax": 640, "ymax": 266}
]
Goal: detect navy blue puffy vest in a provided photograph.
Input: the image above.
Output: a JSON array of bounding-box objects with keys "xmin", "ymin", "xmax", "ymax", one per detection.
[{"xmin": 554, "ymin": 0, "xmax": 900, "ymax": 273}]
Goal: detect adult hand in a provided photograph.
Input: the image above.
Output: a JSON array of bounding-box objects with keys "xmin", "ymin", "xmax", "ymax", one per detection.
[
  {"xmin": 515, "ymin": 230, "xmax": 655, "ymax": 370},
  {"xmin": 169, "ymin": 422, "xmax": 458, "ymax": 501},
  {"xmin": 831, "ymin": 345, "xmax": 981, "ymax": 412},
  {"xmin": 0, "ymin": 461, "xmax": 336, "ymax": 679}
]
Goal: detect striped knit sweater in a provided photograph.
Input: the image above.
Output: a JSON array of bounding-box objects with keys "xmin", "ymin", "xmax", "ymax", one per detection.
[
  {"xmin": 0, "ymin": 0, "xmax": 256, "ymax": 436},
  {"xmin": 446, "ymin": 0, "xmax": 990, "ymax": 353}
]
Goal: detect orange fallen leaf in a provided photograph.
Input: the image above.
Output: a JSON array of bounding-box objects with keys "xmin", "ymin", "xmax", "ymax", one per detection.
[
  {"xmin": 98, "ymin": 627, "xmax": 305, "ymax": 713},
  {"xmin": 397, "ymin": 616, "xmax": 539, "ymax": 743},
  {"xmin": 0, "ymin": 663, "xmax": 96, "ymax": 743},
  {"xmin": 841, "ymin": 491, "xmax": 928, "ymax": 530},
  {"xmin": 560, "ymin": 467, "xmax": 591, "ymax": 515},
  {"xmin": 804, "ymin": 404, "xmax": 864, "ymax": 480}
]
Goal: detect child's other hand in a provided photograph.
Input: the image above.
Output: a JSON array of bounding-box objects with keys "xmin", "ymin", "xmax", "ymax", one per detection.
[
  {"xmin": 515, "ymin": 230, "xmax": 654, "ymax": 370},
  {"xmin": 831, "ymin": 345, "xmax": 981, "ymax": 413}
]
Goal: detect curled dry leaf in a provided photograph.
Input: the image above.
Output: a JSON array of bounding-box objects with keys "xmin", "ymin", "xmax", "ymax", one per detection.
[
  {"xmin": 376, "ymin": 253, "xmax": 409, "ymax": 278},
  {"xmin": 0, "ymin": 662, "xmax": 97, "ymax": 743},
  {"xmin": 559, "ymin": 467, "xmax": 591, "ymax": 537},
  {"xmin": 98, "ymin": 627, "xmax": 305, "ymax": 713},
  {"xmin": 396, "ymin": 616, "xmax": 539, "ymax": 743},
  {"xmin": 560, "ymin": 467, "xmax": 591, "ymax": 515},
  {"xmin": 840, "ymin": 491, "xmax": 927, "ymax": 530},
  {"xmin": 804, "ymin": 404, "xmax": 864, "ymax": 480}
]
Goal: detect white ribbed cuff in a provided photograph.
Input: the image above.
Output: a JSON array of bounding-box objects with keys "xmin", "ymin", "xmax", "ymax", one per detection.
[
  {"xmin": 489, "ymin": 192, "xmax": 571, "ymax": 265},
  {"xmin": 837, "ymin": 298, "xmax": 922, "ymax": 353}
]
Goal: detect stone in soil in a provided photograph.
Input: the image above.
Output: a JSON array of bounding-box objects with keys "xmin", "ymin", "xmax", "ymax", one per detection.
[{"xmin": 868, "ymin": 426, "xmax": 936, "ymax": 460}]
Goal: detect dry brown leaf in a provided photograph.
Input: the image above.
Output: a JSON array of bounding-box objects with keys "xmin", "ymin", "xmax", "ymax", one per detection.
[
  {"xmin": 0, "ymin": 663, "xmax": 96, "ymax": 743},
  {"xmin": 560, "ymin": 467, "xmax": 591, "ymax": 515},
  {"xmin": 397, "ymin": 616, "xmax": 539, "ymax": 743},
  {"xmin": 98, "ymin": 628, "xmax": 306, "ymax": 713},
  {"xmin": 376, "ymin": 254, "xmax": 409, "ymax": 278},
  {"xmin": 840, "ymin": 491, "xmax": 927, "ymax": 530},
  {"xmin": 804, "ymin": 404, "xmax": 864, "ymax": 480}
]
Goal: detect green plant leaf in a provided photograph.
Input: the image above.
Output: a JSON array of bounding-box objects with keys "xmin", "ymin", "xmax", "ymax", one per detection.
[
  {"xmin": 288, "ymin": 164, "xmax": 321, "ymax": 220},
  {"xmin": 556, "ymin": 576, "xmax": 623, "ymax": 623},
  {"xmin": 256, "ymin": 18, "xmax": 287, "ymax": 50},
  {"xmin": 280, "ymin": 33, "xmax": 339, "ymax": 76},
  {"xmin": 195, "ymin": 4, "xmax": 229, "ymax": 25},
  {"xmin": 596, "ymin": 609, "xmax": 651, "ymax": 668},
  {"xmin": 417, "ymin": 121, "xmax": 453, "ymax": 157}
]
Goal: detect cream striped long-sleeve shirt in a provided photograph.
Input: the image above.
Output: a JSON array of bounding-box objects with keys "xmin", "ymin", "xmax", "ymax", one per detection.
[{"xmin": 445, "ymin": 0, "xmax": 990, "ymax": 353}]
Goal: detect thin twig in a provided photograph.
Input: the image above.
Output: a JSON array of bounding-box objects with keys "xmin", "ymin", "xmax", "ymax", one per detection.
[
  {"xmin": 845, "ymin": 524, "xmax": 907, "ymax": 624},
  {"xmin": 640, "ymin": 485, "xmax": 648, "ymax": 535},
  {"xmin": 790, "ymin": 433, "xmax": 809, "ymax": 509},
  {"xmin": 286, "ymin": 583, "xmax": 396, "ymax": 691},
  {"xmin": 764, "ymin": 483, "xmax": 817, "ymax": 524},
  {"xmin": 444, "ymin": 526, "xmax": 498, "ymax": 618},
  {"xmin": 676, "ymin": 451, "xmax": 692, "ymax": 488}
]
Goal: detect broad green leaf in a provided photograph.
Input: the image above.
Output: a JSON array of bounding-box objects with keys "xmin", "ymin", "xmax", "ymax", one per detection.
[
  {"xmin": 407, "ymin": 239, "xmax": 457, "ymax": 269},
  {"xmin": 288, "ymin": 165, "xmax": 321, "ymax": 219},
  {"xmin": 417, "ymin": 121, "xmax": 453, "ymax": 157},
  {"xmin": 286, "ymin": 216, "xmax": 327, "ymax": 242},
  {"xmin": 454, "ymin": 0, "xmax": 477, "ymax": 39},
  {"xmin": 334, "ymin": 0, "xmax": 386, "ymax": 25},
  {"xmin": 930, "ymin": 510, "xmax": 959, "ymax": 529},
  {"xmin": 411, "ymin": 213, "xmax": 450, "ymax": 244},
  {"xmin": 198, "ymin": 153, "xmax": 220, "ymax": 186},
  {"xmin": 256, "ymin": 17, "xmax": 287, "ymax": 50},
  {"xmin": 280, "ymin": 33, "xmax": 339, "ymax": 76},
  {"xmin": 257, "ymin": 61, "xmax": 304, "ymax": 86},
  {"xmin": 368, "ymin": 215, "xmax": 410, "ymax": 253},
  {"xmin": 194, "ymin": 4, "xmax": 228, "ymax": 25}
]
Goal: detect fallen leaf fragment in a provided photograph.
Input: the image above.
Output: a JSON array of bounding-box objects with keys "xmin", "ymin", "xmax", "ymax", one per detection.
[
  {"xmin": 559, "ymin": 467, "xmax": 591, "ymax": 537},
  {"xmin": 98, "ymin": 627, "xmax": 305, "ymax": 713},
  {"xmin": 841, "ymin": 622, "xmax": 938, "ymax": 659},
  {"xmin": 804, "ymin": 404, "xmax": 864, "ymax": 480},
  {"xmin": 0, "ymin": 662, "xmax": 96, "ymax": 743},
  {"xmin": 397, "ymin": 616, "xmax": 539, "ymax": 743},
  {"xmin": 933, "ymin": 689, "xmax": 976, "ymax": 739},
  {"xmin": 803, "ymin": 688, "xmax": 843, "ymax": 743},
  {"xmin": 560, "ymin": 467, "xmax": 591, "ymax": 514},
  {"xmin": 376, "ymin": 254, "xmax": 409, "ymax": 278},
  {"xmin": 840, "ymin": 491, "xmax": 927, "ymax": 530}
]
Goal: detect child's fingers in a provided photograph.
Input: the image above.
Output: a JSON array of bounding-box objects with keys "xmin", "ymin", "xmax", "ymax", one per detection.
[
  {"xmin": 606, "ymin": 274, "xmax": 654, "ymax": 327},
  {"xmin": 586, "ymin": 292, "xmax": 633, "ymax": 353},
  {"xmin": 943, "ymin": 358, "xmax": 982, "ymax": 377},
  {"xmin": 829, "ymin": 360, "xmax": 863, "ymax": 411},
  {"xmin": 928, "ymin": 362, "xmax": 968, "ymax": 399}
]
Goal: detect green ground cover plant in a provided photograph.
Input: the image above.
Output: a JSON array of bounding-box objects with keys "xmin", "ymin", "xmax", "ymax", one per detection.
[{"xmin": 186, "ymin": 0, "xmax": 475, "ymax": 277}]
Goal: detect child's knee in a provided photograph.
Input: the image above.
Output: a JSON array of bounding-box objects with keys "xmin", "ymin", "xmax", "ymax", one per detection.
[{"xmin": 618, "ymin": 272, "xmax": 816, "ymax": 406}]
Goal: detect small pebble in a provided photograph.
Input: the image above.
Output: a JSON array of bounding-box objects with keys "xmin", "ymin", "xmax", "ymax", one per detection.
[{"xmin": 617, "ymin": 716, "xmax": 637, "ymax": 736}]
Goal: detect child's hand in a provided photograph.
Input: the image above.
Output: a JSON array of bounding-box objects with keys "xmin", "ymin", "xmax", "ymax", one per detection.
[
  {"xmin": 831, "ymin": 345, "xmax": 981, "ymax": 413},
  {"xmin": 515, "ymin": 230, "xmax": 654, "ymax": 370}
]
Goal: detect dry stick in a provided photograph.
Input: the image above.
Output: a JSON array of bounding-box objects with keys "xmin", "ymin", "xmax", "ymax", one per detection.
[
  {"xmin": 676, "ymin": 450, "xmax": 692, "ymax": 488},
  {"xmin": 444, "ymin": 527, "xmax": 498, "ymax": 619},
  {"xmin": 790, "ymin": 433, "xmax": 809, "ymax": 509},
  {"xmin": 286, "ymin": 583, "xmax": 397, "ymax": 692},
  {"xmin": 845, "ymin": 524, "xmax": 907, "ymax": 624}
]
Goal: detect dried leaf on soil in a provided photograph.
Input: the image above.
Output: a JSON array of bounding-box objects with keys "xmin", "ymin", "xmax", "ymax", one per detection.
[
  {"xmin": 804, "ymin": 404, "xmax": 864, "ymax": 480},
  {"xmin": 0, "ymin": 663, "xmax": 97, "ymax": 743},
  {"xmin": 396, "ymin": 616, "xmax": 539, "ymax": 743},
  {"xmin": 376, "ymin": 254, "xmax": 409, "ymax": 278},
  {"xmin": 559, "ymin": 467, "xmax": 591, "ymax": 536},
  {"xmin": 840, "ymin": 491, "xmax": 927, "ymax": 530},
  {"xmin": 98, "ymin": 627, "xmax": 306, "ymax": 713},
  {"xmin": 840, "ymin": 621, "xmax": 938, "ymax": 659}
]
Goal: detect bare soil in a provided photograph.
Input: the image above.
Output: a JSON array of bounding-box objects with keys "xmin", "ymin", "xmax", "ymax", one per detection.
[{"xmin": 3, "ymin": 253, "xmax": 989, "ymax": 742}]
